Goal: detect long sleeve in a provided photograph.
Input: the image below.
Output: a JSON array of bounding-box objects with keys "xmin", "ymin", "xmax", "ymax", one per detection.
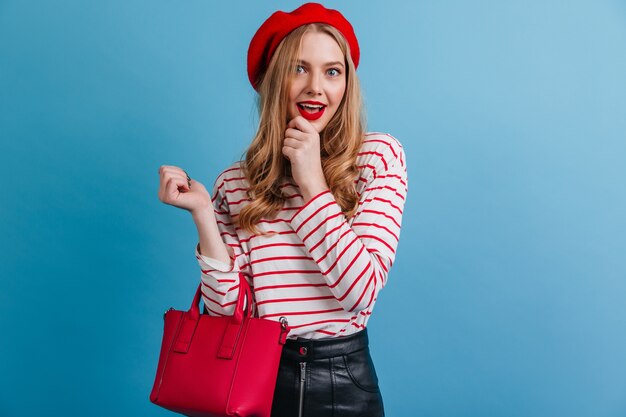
[
  {"xmin": 288, "ymin": 138, "xmax": 408, "ymax": 312},
  {"xmin": 194, "ymin": 169, "xmax": 251, "ymax": 316}
]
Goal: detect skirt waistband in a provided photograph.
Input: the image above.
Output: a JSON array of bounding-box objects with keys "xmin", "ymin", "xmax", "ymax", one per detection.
[{"xmin": 281, "ymin": 328, "xmax": 369, "ymax": 361}]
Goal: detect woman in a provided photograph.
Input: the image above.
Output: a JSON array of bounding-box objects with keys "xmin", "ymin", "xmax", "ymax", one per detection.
[{"xmin": 157, "ymin": 3, "xmax": 407, "ymax": 416}]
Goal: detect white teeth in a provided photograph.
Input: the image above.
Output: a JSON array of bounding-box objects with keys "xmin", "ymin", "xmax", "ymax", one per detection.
[{"xmin": 300, "ymin": 103, "xmax": 324, "ymax": 109}]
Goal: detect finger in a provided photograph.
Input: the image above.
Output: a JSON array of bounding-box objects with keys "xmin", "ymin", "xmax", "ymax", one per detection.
[
  {"xmin": 159, "ymin": 165, "xmax": 182, "ymax": 173},
  {"xmin": 283, "ymin": 137, "xmax": 300, "ymax": 148},
  {"xmin": 282, "ymin": 145, "xmax": 293, "ymax": 161},
  {"xmin": 159, "ymin": 165, "xmax": 189, "ymax": 179},
  {"xmin": 159, "ymin": 170, "xmax": 189, "ymax": 202},
  {"xmin": 168, "ymin": 175, "xmax": 190, "ymax": 192},
  {"xmin": 159, "ymin": 166, "xmax": 176, "ymax": 182},
  {"xmin": 285, "ymin": 128, "xmax": 307, "ymax": 140},
  {"xmin": 165, "ymin": 176, "xmax": 189, "ymax": 199},
  {"xmin": 158, "ymin": 165, "xmax": 174, "ymax": 175},
  {"xmin": 181, "ymin": 170, "xmax": 191, "ymax": 187},
  {"xmin": 287, "ymin": 116, "xmax": 316, "ymax": 133},
  {"xmin": 161, "ymin": 171, "xmax": 189, "ymax": 187},
  {"xmin": 283, "ymin": 133, "xmax": 304, "ymax": 145}
]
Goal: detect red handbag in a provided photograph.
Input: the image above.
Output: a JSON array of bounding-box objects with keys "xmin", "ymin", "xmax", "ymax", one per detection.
[{"xmin": 150, "ymin": 273, "xmax": 290, "ymax": 417}]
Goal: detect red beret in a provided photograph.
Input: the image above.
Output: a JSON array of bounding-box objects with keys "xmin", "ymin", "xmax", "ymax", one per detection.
[{"xmin": 247, "ymin": 2, "xmax": 360, "ymax": 91}]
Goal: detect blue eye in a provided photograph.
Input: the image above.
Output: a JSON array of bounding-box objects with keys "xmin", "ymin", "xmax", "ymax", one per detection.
[
  {"xmin": 295, "ymin": 65, "xmax": 305, "ymax": 74},
  {"xmin": 327, "ymin": 68, "xmax": 341, "ymax": 77}
]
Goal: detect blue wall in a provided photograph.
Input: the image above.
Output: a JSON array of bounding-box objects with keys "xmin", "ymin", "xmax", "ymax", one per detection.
[{"xmin": 1, "ymin": 1, "xmax": 625, "ymax": 416}]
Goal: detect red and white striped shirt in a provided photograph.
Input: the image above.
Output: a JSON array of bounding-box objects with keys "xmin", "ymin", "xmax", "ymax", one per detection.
[{"xmin": 195, "ymin": 132, "xmax": 408, "ymax": 339}]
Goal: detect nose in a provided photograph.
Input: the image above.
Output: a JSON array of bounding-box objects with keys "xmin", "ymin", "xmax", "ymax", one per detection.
[{"xmin": 306, "ymin": 72, "xmax": 322, "ymax": 96}]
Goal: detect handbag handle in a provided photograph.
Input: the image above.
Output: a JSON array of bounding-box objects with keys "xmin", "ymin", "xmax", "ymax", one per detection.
[
  {"xmin": 189, "ymin": 272, "xmax": 253, "ymax": 321},
  {"xmin": 174, "ymin": 273, "xmax": 254, "ymax": 358},
  {"xmin": 216, "ymin": 274, "xmax": 253, "ymax": 358}
]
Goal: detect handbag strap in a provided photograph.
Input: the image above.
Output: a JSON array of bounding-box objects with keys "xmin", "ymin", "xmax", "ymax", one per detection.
[
  {"xmin": 217, "ymin": 273, "xmax": 253, "ymax": 359},
  {"xmin": 237, "ymin": 273, "xmax": 254, "ymax": 318},
  {"xmin": 189, "ymin": 272, "xmax": 253, "ymax": 321},
  {"xmin": 178, "ymin": 273, "xmax": 254, "ymax": 359}
]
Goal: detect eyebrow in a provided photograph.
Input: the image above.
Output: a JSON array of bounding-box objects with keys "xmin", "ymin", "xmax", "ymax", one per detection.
[{"xmin": 297, "ymin": 59, "xmax": 345, "ymax": 68}]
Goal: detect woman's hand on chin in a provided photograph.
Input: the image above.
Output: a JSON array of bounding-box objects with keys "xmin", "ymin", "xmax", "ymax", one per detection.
[{"xmin": 282, "ymin": 116, "xmax": 329, "ymax": 199}]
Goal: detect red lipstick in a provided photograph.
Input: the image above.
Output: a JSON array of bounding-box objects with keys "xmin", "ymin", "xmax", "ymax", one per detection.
[{"xmin": 296, "ymin": 100, "xmax": 326, "ymax": 121}]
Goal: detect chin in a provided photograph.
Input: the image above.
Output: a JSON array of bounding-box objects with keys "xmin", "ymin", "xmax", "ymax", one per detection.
[
  {"xmin": 286, "ymin": 108, "xmax": 331, "ymax": 132},
  {"xmin": 313, "ymin": 114, "xmax": 333, "ymax": 132},
  {"xmin": 311, "ymin": 121, "xmax": 326, "ymax": 133}
]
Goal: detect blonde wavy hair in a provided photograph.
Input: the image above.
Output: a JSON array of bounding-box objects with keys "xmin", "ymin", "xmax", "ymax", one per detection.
[{"xmin": 237, "ymin": 23, "xmax": 366, "ymax": 235}]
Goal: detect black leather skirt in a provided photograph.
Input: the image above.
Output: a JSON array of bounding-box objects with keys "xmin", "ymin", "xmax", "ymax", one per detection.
[{"xmin": 271, "ymin": 328, "xmax": 385, "ymax": 417}]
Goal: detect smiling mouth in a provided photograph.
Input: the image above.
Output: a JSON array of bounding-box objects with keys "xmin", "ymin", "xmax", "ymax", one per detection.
[{"xmin": 297, "ymin": 102, "xmax": 326, "ymax": 120}]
